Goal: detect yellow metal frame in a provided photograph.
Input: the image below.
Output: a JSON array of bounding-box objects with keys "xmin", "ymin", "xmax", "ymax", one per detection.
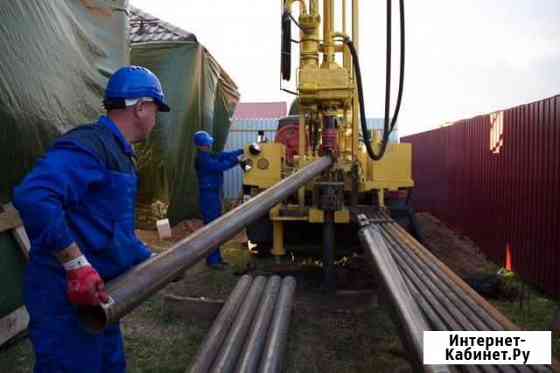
[
  {"xmin": 243, "ymin": 143, "xmax": 285, "ymax": 189},
  {"xmin": 243, "ymin": 0, "xmax": 414, "ymax": 256}
]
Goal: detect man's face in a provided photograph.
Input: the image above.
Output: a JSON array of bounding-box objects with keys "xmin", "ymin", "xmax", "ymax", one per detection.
[{"xmin": 136, "ymin": 101, "xmax": 158, "ymax": 140}]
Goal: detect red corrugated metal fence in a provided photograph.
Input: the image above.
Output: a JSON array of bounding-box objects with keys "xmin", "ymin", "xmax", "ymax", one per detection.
[{"xmin": 402, "ymin": 95, "xmax": 560, "ymax": 297}]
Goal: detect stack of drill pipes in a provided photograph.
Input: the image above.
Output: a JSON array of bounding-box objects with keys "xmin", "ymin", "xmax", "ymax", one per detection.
[
  {"xmin": 377, "ymin": 224, "xmax": 498, "ymax": 373},
  {"xmin": 379, "ymin": 219, "xmax": 525, "ymax": 373},
  {"xmin": 189, "ymin": 275, "xmax": 253, "ymax": 373},
  {"xmin": 371, "ymin": 211, "xmax": 548, "ymax": 373},
  {"xmin": 384, "ymin": 220, "xmax": 554, "ymax": 373},
  {"xmin": 370, "ymin": 211, "xmax": 504, "ymax": 330},
  {"xmin": 358, "ymin": 222, "xmax": 450, "ymax": 373},
  {"xmin": 259, "ymin": 276, "xmax": 297, "ymax": 373},
  {"xmin": 235, "ymin": 276, "xmax": 282, "ymax": 373},
  {"xmin": 210, "ymin": 276, "xmax": 267, "ymax": 373}
]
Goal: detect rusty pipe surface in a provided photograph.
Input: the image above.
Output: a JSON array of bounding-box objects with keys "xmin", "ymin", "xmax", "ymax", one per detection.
[
  {"xmin": 235, "ymin": 276, "xmax": 282, "ymax": 373},
  {"xmin": 210, "ymin": 276, "xmax": 267, "ymax": 373},
  {"xmin": 189, "ymin": 275, "xmax": 253, "ymax": 373},
  {"xmin": 78, "ymin": 156, "xmax": 333, "ymax": 332},
  {"xmin": 258, "ymin": 277, "xmax": 296, "ymax": 373}
]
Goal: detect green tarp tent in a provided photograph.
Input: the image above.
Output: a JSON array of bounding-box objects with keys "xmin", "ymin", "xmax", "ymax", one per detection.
[
  {"xmin": 0, "ymin": 0, "xmax": 129, "ymax": 318},
  {"xmin": 129, "ymin": 7, "xmax": 240, "ymax": 224},
  {"xmin": 0, "ymin": 2, "xmax": 239, "ymax": 320}
]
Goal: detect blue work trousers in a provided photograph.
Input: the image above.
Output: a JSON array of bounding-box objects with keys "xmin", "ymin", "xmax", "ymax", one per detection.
[{"xmin": 199, "ymin": 190, "xmax": 223, "ymax": 265}]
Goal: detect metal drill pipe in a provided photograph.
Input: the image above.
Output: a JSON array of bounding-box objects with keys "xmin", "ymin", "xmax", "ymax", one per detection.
[
  {"xmin": 379, "ymin": 228, "xmax": 477, "ymax": 331},
  {"xmin": 259, "ymin": 276, "xmax": 296, "ymax": 373},
  {"xmin": 380, "ymin": 226, "xmax": 491, "ymax": 332},
  {"xmin": 369, "ymin": 215, "xmax": 502, "ymax": 373},
  {"xmin": 210, "ymin": 276, "xmax": 267, "ymax": 373},
  {"xmin": 358, "ymin": 223, "xmax": 446, "ymax": 373},
  {"xmin": 385, "ymin": 221, "xmax": 547, "ymax": 373},
  {"xmin": 235, "ymin": 276, "xmax": 282, "ymax": 373},
  {"xmin": 369, "ymin": 212, "xmax": 543, "ymax": 373},
  {"xmin": 383, "ymin": 222, "xmax": 505, "ymax": 331},
  {"xmin": 402, "ymin": 281, "xmax": 484, "ymax": 373},
  {"xmin": 380, "ymin": 218, "xmax": 538, "ymax": 373},
  {"xmin": 189, "ymin": 275, "xmax": 253, "ymax": 373},
  {"xmin": 383, "ymin": 215, "xmax": 513, "ymax": 330},
  {"xmin": 77, "ymin": 156, "xmax": 333, "ymax": 332},
  {"xmin": 378, "ymin": 227, "xmax": 496, "ymax": 373},
  {"xmin": 384, "ymin": 224, "xmax": 524, "ymax": 373}
]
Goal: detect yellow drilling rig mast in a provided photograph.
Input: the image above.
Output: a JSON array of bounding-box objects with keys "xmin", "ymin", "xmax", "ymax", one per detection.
[{"xmin": 242, "ymin": 0, "xmax": 412, "ymax": 287}]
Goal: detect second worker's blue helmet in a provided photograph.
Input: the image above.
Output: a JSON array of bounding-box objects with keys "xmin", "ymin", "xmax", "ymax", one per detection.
[
  {"xmin": 193, "ymin": 131, "xmax": 214, "ymax": 146},
  {"xmin": 104, "ymin": 65, "xmax": 170, "ymax": 112}
]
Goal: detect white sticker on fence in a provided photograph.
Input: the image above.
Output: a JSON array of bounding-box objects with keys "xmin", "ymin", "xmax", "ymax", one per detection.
[{"xmin": 424, "ymin": 331, "xmax": 551, "ymax": 365}]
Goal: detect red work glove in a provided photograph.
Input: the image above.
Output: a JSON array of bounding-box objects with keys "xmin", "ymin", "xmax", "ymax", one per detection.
[{"xmin": 66, "ymin": 258, "xmax": 109, "ymax": 306}]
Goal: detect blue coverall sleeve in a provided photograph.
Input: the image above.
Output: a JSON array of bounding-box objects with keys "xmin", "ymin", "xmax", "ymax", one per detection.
[
  {"xmin": 200, "ymin": 152, "xmax": 240, "ymax": 172},
  {"xmin": 218, "ymin": 148, "xmax": 244, "ymax": 160},
  {"xmin": 13, "ymin": 143, "xmax": 106, "ymax": 254}
]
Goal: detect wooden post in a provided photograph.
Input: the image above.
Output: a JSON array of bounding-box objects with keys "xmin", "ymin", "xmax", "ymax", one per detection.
[{"xmin": 0, "ymin": 203, "xmax": 30, "ymax": 347}]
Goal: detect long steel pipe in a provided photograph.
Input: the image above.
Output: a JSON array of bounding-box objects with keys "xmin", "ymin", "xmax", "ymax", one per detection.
[
  {"xmin": 368, "ymin": 211, "xmax": 547, "ymax": 373},
  {"xmin": 378, "ymin": 225, "xmax": 493, "ymax": 373},
  {"xmin": 78, "ymin": 156, "xmax": 333, "ymax": 332},
  {"xmin": 258, "ymin": 276, "xmax": 296, "ymax": 373},
  {"xmin": 188, "ymin": 275, "xmax": 253, "ymax": 373},
  {"xmin": 380, "ymin": 228, "xmax": 490, "ymax": 331},
  {"xmin": 382, "ymin": 221, "xmax": 539, "ymax": 373},
  {"xmin": 370, "ymin": 211, "xmax": 507, "ymax": 330},
  {"xmin": 210, "ymin": 276, "xmax": 267, "ymax": 373},
  {"xmin": 384, "ymin": 221, "xmax": 505, "ymax": 331},
  {"xmin": 358, "ymin": 221, "xmax": 444, "ymax": 373},
  {"xmin": 235, "ymin": 276, "xmax": 282, "ymax": 373}
]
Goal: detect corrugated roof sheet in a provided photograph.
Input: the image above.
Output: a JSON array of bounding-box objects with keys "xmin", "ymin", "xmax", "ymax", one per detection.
[
  {"xmin": 129, "ymin": 7, "xmax": 197, "ymax": 44},
  {"xmin": 233, "ymin": 102, "xmax": 287, "ymax": 120}
]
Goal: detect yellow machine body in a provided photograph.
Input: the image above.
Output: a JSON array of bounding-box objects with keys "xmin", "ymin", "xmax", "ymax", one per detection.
[
  {"xmin": 243, "ymin": 143, "xmax": 285, "ymax": 189},
  {"xmin": 242, "ymin": 0, "xmax": 413, "ymax": 256}
]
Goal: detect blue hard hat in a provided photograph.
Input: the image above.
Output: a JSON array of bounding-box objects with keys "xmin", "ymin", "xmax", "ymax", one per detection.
[
  {"xmin": 104, "ymin": 66, "xmax": 170, "ymax": 112},
  {"xmin": 193, "ymin": 131, "xmax": 214, "ymax": 146}
]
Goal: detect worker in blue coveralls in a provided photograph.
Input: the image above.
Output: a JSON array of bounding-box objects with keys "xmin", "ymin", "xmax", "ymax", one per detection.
[
  {"xmin": 13, "ymin": 65, "xmax": 170, "ymax": 373},
  {"xmin": 193, "ymin": 130, "xmax": 244, "ymax": 269}
]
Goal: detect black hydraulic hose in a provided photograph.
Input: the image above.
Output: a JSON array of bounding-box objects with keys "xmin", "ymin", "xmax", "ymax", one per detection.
[
  {"xmin": 344, "ymin": 0, "xmax": 405, "ymax": 161},
  {"xmin": 383, "ymin": 0, "xmax": 392, "ymax": 153},
  {"xmin": 281, "ymin": 10, "xmax": 292, "ymax": 81},
  {"xmin": 393, "ymin": 0, "xmax": 406, "ymax": 134}
]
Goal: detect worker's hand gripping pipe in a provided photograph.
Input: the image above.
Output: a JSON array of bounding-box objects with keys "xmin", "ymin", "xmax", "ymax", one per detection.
[
  {"xmin": 77, "ymin": 156, "xmax": 333, "ymax": 333},
  {"xmin": 357, "ymin": 215, "xmax": 449, "ymax": 373}
]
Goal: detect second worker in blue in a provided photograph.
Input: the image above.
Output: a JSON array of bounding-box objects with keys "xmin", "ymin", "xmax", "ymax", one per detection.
[{"xmin": 193, "ymin": 130, "xmax": 243, "ymax": 269}]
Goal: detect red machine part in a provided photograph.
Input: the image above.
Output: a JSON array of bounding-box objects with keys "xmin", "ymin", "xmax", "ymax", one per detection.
[{"xmin": 275, "ymin": 116, "xmax": 309, "ymax": 163}]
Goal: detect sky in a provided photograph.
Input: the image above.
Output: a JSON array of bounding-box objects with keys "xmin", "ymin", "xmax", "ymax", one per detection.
[{"xmin": 130, "ymin": 0, "xmax": 560, "ymax": 136}]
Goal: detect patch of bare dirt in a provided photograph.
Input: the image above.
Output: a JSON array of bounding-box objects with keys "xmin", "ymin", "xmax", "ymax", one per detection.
[{"xmin": 416, "ymin": 212, "xmax": 495, "ymax": 278}]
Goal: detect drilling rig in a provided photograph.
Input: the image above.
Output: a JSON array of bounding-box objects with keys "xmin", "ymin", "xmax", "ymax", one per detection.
[{"xmin": 242, "ymin": 0, "xmax": 411, "ymax": 287}]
